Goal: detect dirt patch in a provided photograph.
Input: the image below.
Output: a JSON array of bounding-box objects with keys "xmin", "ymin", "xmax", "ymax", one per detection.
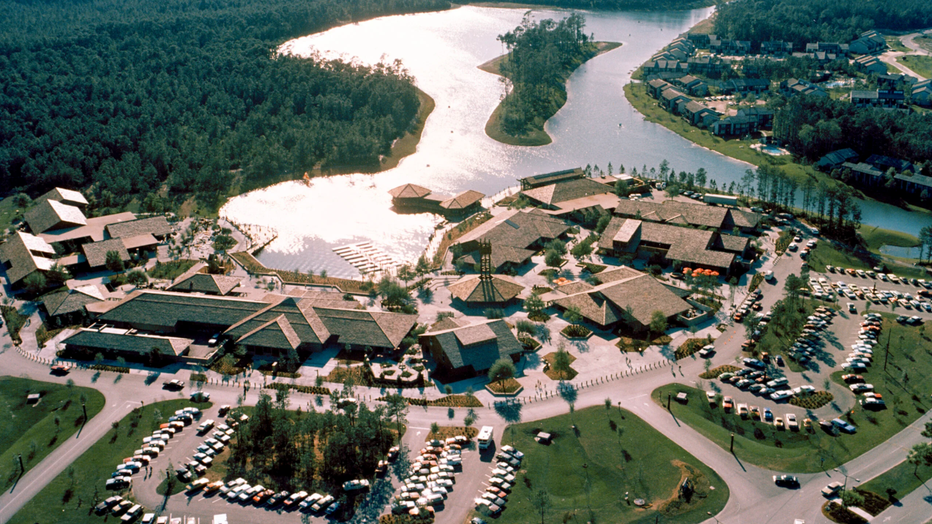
[{"xmin": 655, "ymin": 460, "xmax": 715, "ymax": 517}]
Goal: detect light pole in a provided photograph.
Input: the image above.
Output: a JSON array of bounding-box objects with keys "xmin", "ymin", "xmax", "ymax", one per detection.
[
  {"xmin": 834, "ymin": 468, "xmax": 849, "ymax": 491},
  {"xmin": 707, "ymin": 511, "xmax": 721, "ymax": 523}
]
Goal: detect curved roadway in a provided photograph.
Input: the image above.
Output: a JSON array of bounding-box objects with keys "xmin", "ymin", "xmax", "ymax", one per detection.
[{"xmin": 2, "ymin": 248, "xmax": 932, "ymax": 524}]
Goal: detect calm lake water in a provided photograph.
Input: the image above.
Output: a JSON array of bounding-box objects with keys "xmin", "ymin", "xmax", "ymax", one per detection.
[{"xmin": 221, "ymin": 5, "xmax": 931, "ymax": 277}]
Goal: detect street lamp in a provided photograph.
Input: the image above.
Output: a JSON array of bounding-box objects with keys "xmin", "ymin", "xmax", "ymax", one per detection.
[
  {"xmin": 833, "ymin": 468, "xmax": 849, "ymax": 491},
  {"xmin": 707, "ymin": 511, "xmax": 721, "ymax": 523}
]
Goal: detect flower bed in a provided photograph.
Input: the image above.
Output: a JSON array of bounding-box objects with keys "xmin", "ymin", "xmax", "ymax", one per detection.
[
  {"xmin": 699, "ymin": 365, "xmax": 741, "ymax": 379},
  {"xmin": 675, "ymin": 337, "xmax": 712, "ymax": 360},
  {"xmin": 561, "ymin": 324, "xmax": 592, "ymax": 339},
  {"xmin": 519, "ymin": 336, "xmax": 541, "ymax": 351},
  {"xmin": 90, "ymin": 364, "xmax": 130, "ymax": 373},
  {"xmin": 405, "ymin": 395, "xmax": 483, "ymax": 408},
  {"xmin": 528, "ymin": 311, "xmax": 551, "ymax": 322},
  {"xmin": 486, "ymin": 377, "xmax": 523, "ymax": 395},
  {"xmin": 542, "ymin": 352, "xmax": 578, "ymax": 381},
  {"xmin": 190, "ymin": 373, "xmax": 208, "ymax": 384},
  {"xmin": 264, "ymin": 382, "xmax": 331, "ymax": 395},
  {"xmin": 789, "ymin": 391, "xmax": 834, "ymax": 409},
  {"xmin": 1, "ymin": 306, "xmax": 28, "ymax": 344},
  {"xmin": 426, "ymin": 425, "xmax": 479, "ymax": 441}
]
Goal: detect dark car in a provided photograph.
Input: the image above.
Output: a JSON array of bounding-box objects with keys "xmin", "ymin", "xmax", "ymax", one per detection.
[{"xmin": 773, "ymin": 475, "xmax": 799, "ymax": 487}]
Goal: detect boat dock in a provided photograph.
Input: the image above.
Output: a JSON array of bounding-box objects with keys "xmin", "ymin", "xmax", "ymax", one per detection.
[{"xmin": 332, "ymin": 242, "xmax": 400, "ymax": 275}]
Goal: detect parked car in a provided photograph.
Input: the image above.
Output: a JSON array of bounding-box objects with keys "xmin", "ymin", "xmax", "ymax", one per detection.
[
  {"xmin": 821, "ymin": 481, "xmax": 843, "ymax": 497},
  {"xmin": 831, "ymin": 418, "xmax": 857, "ymax": 434}
]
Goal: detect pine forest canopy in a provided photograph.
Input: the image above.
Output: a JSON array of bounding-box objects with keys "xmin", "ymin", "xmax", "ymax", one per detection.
[
  {"xmin": 771, "ymin": 95, "xmax": 932, "ymax": 169},
  {"xmin": 712, "ymin": 0, "xmax": 932, "ymax": 47},
  {"xmin": 496, "ymin": 13, "xmax": 595, "ymax": 137},
  {"xmin": 0, "ymin": 0, "xmax": 449, "ymax": 212}
]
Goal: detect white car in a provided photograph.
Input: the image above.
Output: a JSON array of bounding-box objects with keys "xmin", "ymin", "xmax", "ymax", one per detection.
[{"xmin": 765, "ymin": 270, "xmax": 775, "ymax": 282}]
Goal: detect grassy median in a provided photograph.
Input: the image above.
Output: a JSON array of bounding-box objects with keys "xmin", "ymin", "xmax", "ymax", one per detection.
[
  {"xmin": 0, "ymin": 377, "xmax": 105, "ymax": 492},
  {"xmin": 10, "ymin": 399, "xmax": 206, "ymax": 524},
  {"xmin": 655, "ymin": 313, "xmax": 932, "ymax": 473},
  {"xmin": 490, "ymin": 405, "xmax": 729, "ymax": 524}
]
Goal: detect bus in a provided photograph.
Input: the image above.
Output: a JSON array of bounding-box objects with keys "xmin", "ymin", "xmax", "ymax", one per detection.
[{"xmin": 477, "ymin": 426, "xmax": 494, "ymax": 449}]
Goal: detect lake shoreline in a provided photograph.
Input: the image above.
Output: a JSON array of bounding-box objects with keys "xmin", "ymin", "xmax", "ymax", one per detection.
[{"xmin": 481, "ymin": 41, "xmax": 622, "ymax": 146}]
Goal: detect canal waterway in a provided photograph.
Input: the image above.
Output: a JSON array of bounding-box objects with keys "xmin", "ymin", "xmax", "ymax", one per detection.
[{"xmin": 221, "ymin": 5, "xmax": 931, "ymax": 277}]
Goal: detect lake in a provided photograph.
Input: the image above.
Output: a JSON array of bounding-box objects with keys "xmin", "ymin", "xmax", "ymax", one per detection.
[{"xmin": 221, "ymin": 5, "xmax": 931, "ymax": 277}]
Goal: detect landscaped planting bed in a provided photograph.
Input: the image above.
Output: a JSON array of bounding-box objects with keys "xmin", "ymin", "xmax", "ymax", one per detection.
[
  {"xmin": 425, "ymin": 425, "xmax": 478, "ymax": 441},
  {"xmin": 486, "ymin": 377, "xmax": 523, "ymax": 395},
  {"xmin": 401, "ymin": 395, "xmax": 483, "ymax": 408},
  {"xmin": 675, "ymin": 337, "xmax": 713, "ymax": 360},
  {"xmin": 561, "ymin": 324, "xmax": 592, "ymax": 338},
  {"xmin": 699, "ymin": 365, "xmax": 740, "ymax": 379},
  {"xmin": 519, "ymin": 336, "xmax": 541, "ymax": 351},
  {"xmin": 264, "ymin": 382, "xmax": 331, "ymax": 396},
  {"xmin": 542, "ymin": 352, "xmax": 578, "ymax": 381},
  {"xmin": 789, "ymin": 391, "xmax": 833, "ymax": 409}
]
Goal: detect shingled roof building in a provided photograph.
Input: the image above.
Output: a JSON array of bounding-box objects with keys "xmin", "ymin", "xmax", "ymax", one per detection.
[
  {"xmin": 167, "ymin": 264, "xmax": 243, "ymax": 296},
  {"xmin": 612, "ymin": 199, "xmax": 760, "ymax": 233},
  {"xmin": 0, "ymin": 232, "xmax": 56, "ymax": 288},
  {"xmin": 41, "ymin": 285, "xmax": 108, "ymax": 324},
  {"xmin": 92, "ymin": 289, "xmax": 417, "ymax": 357},
  {"xmin": 420, "ymin": 318, "xmax": 522, "ymax": 377},
  {"xmin": 62, "ymin": 326, "xmax": 197, "ymax": 364},
  {"xmin": 454, "ymin": 209, "xmax": 571, "ymax": 272},
  {"xmin": 24, "ymin": 199, "xmax": 87, "ymax": 234},
  {"xmin": 599, "ymin": 217, "xmax": 749, "ymax": 275},
  {"xmin": 447, "ymin": 274, "xmax": 524, "ymax": 306},
  {"xmin": 543, "ymin": 268, "xmax": 692, "ymax": 331},
  {"xmin": 389, "ymin": 184, "xmax": 485, "ymax": 219}
]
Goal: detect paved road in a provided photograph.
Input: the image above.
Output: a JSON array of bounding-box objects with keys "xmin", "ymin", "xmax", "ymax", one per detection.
[{"xmin": 4, "ymin": 231, "xmax": 932, "ymax": 523}]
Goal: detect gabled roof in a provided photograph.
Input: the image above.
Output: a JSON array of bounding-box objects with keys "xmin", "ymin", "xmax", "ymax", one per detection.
[
  {"xmin": 81, "ymin": 238, "xmax": 130, "ymax": 269},
  {"xmin": 550, "ymin": 272, "xmax": 691, "ymax": 327},
  {"xmin": 235, "ymin": 314, "xmax": 303, "ymax": 351},
  {"xmin": 521, "ymin": 178, "xmax": 612, "ymax": 206},
  {"xmin": 42, "ymin": 285, "xmax": 107, "ymax": 317},
  {"xmin": 24, "ymin": 199, "xmax": 87, "ymax": 234},
  {"xmin": 224, "ymin": 296, "xmax": 330, "ymax": 346},
  {"xmin": 168, "ymin": 272, "xmax": 243, "ymax": 296},
  {"xmin": 0, "ymin": 232, "xmax": 55, "ymax": 285},
  {"xmin": 315, "ymin": 307, "xmax": 417, "ymax": 349},
  {"xmin": 613, "ymin": 200, "xmax": 729, "ymax": 229},
  {"xmin": 447, "ymin": 274, "xmax": 524, "ymax": 304},
  {"xmin": 105, "ymin": 216, "xmax": 172, "ymax": 239},
  {"xmin": 37, "ymin": 187, "xmax": 88, "ymax": 207},
  {"xmin": 455, "ymin": 209, "xmax": 571, "ymax": 269},
  {"xmin": 440, "ymin": 190, "xmax": 485, "ymax": 210},
  {"xmin": 421, "ymin": 319, "xmax": 522, "ymax": 372},
  {"xmin": 389, "ymin": 184, "xmax": 432, "ymax": 199},
  {"xmin": 99, "ymin": 290, "xmax": 273, "ymax": 330},
  {"xmin": 63, "ymin": 328, "xmax": 191, "ymax": 356}
]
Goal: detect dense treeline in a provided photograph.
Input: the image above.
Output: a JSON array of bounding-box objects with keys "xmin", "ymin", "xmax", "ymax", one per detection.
[
  {"xmin": 479, "ymin": 0, "xmax": 716, "ymax": 10},
  {"xmin": 227, "ymin": 391, "xmax": 396, "ymax": 490},
  {"xmin": 497, "ymin": 14, "xmax": 595, "ymax": 137},
  {"xmin": 0, "ymin": 0, "xmax": 449, "ymax": 211},
  {"xmin": 771, "ymin": 95, "xmax": 932, "ymax": 168},
  {"xmin": 712, "ymin": 0, "xmax": 932, "ymax": 47}
]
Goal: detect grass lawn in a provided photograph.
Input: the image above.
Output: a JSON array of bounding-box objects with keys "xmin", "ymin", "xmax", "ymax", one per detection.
[
  {"xmin": 858, "ymin": 225, "xmax": 919, "ymax": 252},
  {"xmin": 0, "ymin": 377, "xmax": 105, "ymax": 492},
  {"xmin": 624, "ymin": 82, "xmax": 836, "ymax": 190},
  {"xmin": 885, "ymin": 36, "xmax": 910, "ymax": 53},
  {"xmin": 146, "ymin": 259, "xmax": 198, "ymax": 280},
  {"xmin": 491, "ymin": 406, "xmax": 728, "ymax": 524},
  {"xmin": 10, "ymin": 399, "xmax": 201, "ymax": 524},
  {"xmin": 858, "ymin": 458, "xmax": 932, "ymax": 512},
  {"xmin": 656, "ymin": 311, "xmax": 932, "ymax": 472},
  {"xmin": 488, "ymin": 406, "xmax": 729, "ymax": 524},
  {"xmin": 897, "ymin": 55, "xmax": 932, "ymax": 80},
  {"xmin": 806, "ymin": 241, "xmax": 928, "ymax": 280},
  {"xmin": 0, "ymin": 196, "xmax": 25, "ymax": 233}
]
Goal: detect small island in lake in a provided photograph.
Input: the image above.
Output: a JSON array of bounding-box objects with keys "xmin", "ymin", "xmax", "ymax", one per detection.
[{"xmin": 480, "ymin": 13, "xmax": 621, "ymax": 146}]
